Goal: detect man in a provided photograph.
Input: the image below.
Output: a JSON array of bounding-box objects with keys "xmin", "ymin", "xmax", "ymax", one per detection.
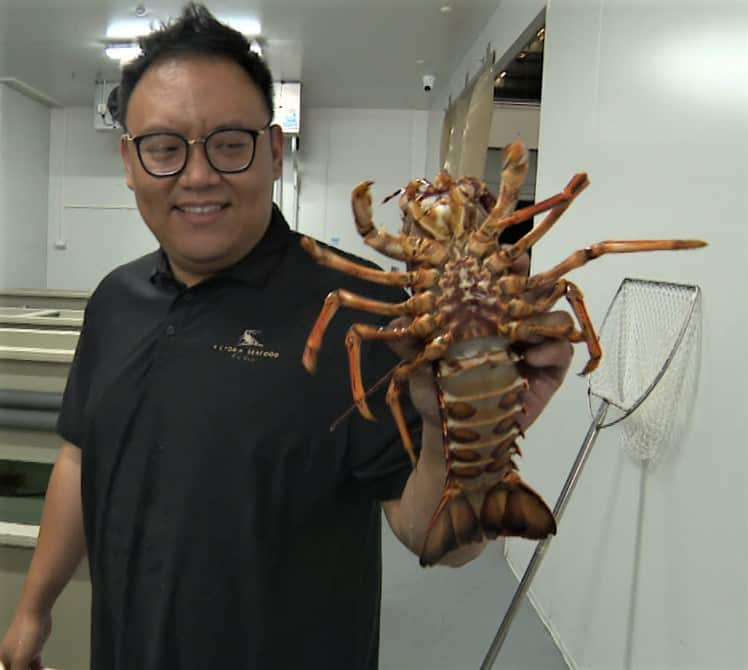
[{"xmin": 0, "ymin": 4, "xmax": 573, "ymax": 669}]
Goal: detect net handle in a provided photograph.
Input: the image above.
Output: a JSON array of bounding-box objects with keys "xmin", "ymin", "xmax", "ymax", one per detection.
[{"xmin": 586, "ymin": 279, "xmax": 701, "ymax": 429}]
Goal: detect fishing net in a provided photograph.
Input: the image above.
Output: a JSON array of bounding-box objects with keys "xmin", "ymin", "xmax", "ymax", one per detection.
[{"xmin": 587, "ymin": 278, "xmax": 703, "ymax": 466}]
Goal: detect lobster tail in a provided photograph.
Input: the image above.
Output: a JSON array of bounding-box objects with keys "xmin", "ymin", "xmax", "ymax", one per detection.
[
  {"xmin": 419, "ymin": 472, "xmax": 556, "ymax": 566},
  {"xmin": 480, "ymin": 471, "xmax": 556, "ymax": 540},
  {"xmin": 419, "ymin": 489, "xmax": 482, "ymax": 567}
]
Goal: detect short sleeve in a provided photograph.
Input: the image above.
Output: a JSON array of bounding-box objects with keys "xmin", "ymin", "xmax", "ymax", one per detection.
[{"xmin": 56, "ymin": 304, "xmax": 96, "ymax": 448}]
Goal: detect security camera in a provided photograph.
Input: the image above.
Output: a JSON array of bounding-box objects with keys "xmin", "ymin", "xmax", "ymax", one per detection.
[{"xmin": 422, "ymin": 74, "xmax": 436, "ymax": 92}]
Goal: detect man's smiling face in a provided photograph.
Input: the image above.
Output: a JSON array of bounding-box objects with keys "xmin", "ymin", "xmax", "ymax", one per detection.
[{"xmin": 120, "ymin": 55, "xmax": 283, "ymax": 286}]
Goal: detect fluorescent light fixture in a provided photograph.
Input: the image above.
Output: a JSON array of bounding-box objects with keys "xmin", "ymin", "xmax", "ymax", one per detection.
[
  {"xmin": 218, "ymin": 16, "xmax": 262, "ymax": 36},
  {"xmin": 108, "ymin": 15, "xmax": 260, "ymax": 40},
  {"xmin": 106, "ymin": 19, "xmax": 155, "ymax": 39},
  {"xmin": 105, "ymin": 44, "xmax": 143, "ymax": 63},
  {"xmin": 250, "ymin": 40, "xmax": 263, "ymax": 57}
]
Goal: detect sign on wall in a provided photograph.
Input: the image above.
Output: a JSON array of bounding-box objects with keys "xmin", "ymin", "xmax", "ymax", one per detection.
[{"xmin": 273, "ymin": 81, "xmax": 301, "ymax": 134}]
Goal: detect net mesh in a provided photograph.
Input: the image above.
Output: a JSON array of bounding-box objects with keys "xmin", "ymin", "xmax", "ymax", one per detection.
[{"xmin": 587, "ymin": 278, "xmax": 702, "ymax": 466}]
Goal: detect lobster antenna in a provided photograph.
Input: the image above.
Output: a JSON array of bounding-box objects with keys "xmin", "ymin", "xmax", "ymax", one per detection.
[{"xmin": 329, "ymin": 362, "xmax": 400, "ymax": 431}]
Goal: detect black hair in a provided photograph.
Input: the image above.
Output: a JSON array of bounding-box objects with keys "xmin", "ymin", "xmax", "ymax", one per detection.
[{"xmin": 117, "ymin": 3, "xmax": 274, "ymax": 130}]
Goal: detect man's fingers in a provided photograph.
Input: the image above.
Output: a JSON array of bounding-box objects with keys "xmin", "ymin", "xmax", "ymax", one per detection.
[{"xmin": 522, "ymin": 337, "xmax": 574, "ymax": 369}]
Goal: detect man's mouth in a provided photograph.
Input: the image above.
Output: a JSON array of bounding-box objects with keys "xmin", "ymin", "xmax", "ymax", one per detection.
[{"xmin": 176, "ymin": 203, "xmax": 228, "ymax": 214}]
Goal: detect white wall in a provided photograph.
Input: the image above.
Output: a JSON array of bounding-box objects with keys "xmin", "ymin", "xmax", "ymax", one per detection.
[
  {"xmin": 0, "ymin": 84, "xmax": 50, "ymax": 289},
  {"xmin": 46, "ymin": 107, "xmax": 153, "ymax": 291},
  {"xmin": 505, "ymin": 1, "xmax": 747, "ymax": 669}
]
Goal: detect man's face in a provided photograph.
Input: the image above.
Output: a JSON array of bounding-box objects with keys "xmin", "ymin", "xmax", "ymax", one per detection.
[{"xmin": 120, "ymin": 56, "xmax": 283, "ymax": 286}]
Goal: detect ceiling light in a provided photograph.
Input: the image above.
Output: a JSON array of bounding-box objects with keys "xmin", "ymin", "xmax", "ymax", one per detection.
[
  {"xmin": 416, "ymin": 59, "xmax": 425, "ymax": 65},
  {"xmin": 440, "ymin": 5, "xmax": 452, "ymax": 13},
  {"xmin": 499, "ymin": 71, "xmax": 507, "ymax": 78},
  {"xmin": 105, "ymin": 43, "xmax": 142, "ymax": 63},
  {"xmin": 106, "ymin": 19, "xmax": 154, "ymax": 39},
  {"xmin": 249, "ymin": 40, "xmax": 263, "ymax": 57},
  {"xmin": 218, "ymin": 16, "xmax": 262, "ymax": 36}
]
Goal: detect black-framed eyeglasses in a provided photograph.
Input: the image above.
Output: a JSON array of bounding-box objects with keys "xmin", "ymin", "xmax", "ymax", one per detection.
[{"xmin": 125, "ymin": 125, "xmax": 269, "ymax": 177}]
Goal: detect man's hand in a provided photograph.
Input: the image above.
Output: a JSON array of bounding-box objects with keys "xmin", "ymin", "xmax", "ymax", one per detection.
[
  {"xmin": 514, "ymin": 333, "xmax": 574, "ymax": 430},
  {"xmin": 0, "ymin": 609, "xmax": 51, "ymax": 670}
]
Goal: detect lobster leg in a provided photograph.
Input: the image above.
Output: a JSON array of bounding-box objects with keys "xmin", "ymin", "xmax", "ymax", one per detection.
[
  {"xmin": 352, "ymin": 182, "xmax": 450, "ymax": 265},
  {"xmin": 345, "ymin": 317, "xmax": 439, "ymax": 423},
  {"xmin": 469, "ymin": 173, "xmax": 590, "ymax": 259},
  {"xmin": 303, "ymin": 289, "xmax": 435, "ymax": 373},
  {"xmin": 385, "ymin": 335, "xmax": 455, "ymax": 466},
  {"xmin": 300, "ymin": 237, "xmax": 439, "ymax": 291},
  {"xmin": 492, "ymin": 140, "xmax": 530, "ymax": 220},
  {"xmin": 499, "ymin": 311, "xmax": 577, "ymax": 343},
  {"xmin": 527, "ymin": 239, "xmax": 708, "ymax": 290},
  {"xmin": 496, "ymin": 238, "xmax": 708, "ymax": 297},
  {"xmin": 500, "ymin": 280, "xmax": 602, "ymax": 374},
  {"xmin": 480, "ymin": 174, "xmax": 590, "ymax": 272},
  {"xmin": 503, "ymin": 281, "xmax": 568, "ymax": 318},
  {"xmin": 563, "ymin": 281, "xmax": 602, "ymax": 374}
]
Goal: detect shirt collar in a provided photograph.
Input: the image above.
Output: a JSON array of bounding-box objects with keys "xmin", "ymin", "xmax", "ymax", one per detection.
[{"xmin": 150, "ymin": 204, "xmax": 293, "ymax": 288}]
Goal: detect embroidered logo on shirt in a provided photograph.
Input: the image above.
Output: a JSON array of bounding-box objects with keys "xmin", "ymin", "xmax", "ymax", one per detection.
[
  {"xmin": 213, "ymin": 329, "xmax": 281, "ymax": 362},
  {"xmin": 238, "ymin": 329, "xmax": 264, "ymax": 347}
]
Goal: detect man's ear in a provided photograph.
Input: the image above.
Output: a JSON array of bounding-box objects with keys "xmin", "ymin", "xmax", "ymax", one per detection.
[
  {"xmin": 120, "ymin": 134, "xmax": 135, "ymax": 191},
  {"xmin": 270, "ymin": 124, "xmax": 284, "ymax": 180}
]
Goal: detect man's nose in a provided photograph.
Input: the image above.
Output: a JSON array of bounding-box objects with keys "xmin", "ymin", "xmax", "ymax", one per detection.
[{"xmin": 179, "ymin": 142, "xmax": 221, "ymax": 186}]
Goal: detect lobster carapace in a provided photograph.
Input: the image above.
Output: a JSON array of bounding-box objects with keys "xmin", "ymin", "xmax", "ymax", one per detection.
[{"xmin": 300, "ymin": 141, "xmax": 706, "ymax": 566}]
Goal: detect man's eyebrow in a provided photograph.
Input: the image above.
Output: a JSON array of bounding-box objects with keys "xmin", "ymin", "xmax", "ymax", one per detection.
[{"xmin": 131, "ymin": 120, "xmax": 263, "ymax": 135}]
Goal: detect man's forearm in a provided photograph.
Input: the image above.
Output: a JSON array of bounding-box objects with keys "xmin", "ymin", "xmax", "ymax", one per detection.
[
  {"xmin": 384, "ymin": 422, "xmax": 485, "ymax": 567},
  {"xmin": 16, "ymin": 443, "xmax": 86, "ymax": 615}
]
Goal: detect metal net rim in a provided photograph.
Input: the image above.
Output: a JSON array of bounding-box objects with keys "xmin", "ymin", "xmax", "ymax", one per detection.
[{"xmin": 585, "ymin": 277, "xmax": 701, "ymax": 430}]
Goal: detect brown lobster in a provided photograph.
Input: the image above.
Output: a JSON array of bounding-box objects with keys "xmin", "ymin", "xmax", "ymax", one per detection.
[{"xmin": 300, "ymin": 141, "xmax": 706, "ymax": 566}]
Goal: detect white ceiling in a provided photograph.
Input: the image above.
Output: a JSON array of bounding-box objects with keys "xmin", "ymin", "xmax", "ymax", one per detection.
[{"xmin": 0, "ymin": 0, "xmax": 499, "ymax": 110}]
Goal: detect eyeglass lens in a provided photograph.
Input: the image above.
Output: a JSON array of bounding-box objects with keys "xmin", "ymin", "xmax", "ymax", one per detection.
[{"xmin": 138, "ymin": 130, "xmax": 256, "ymax": 175}]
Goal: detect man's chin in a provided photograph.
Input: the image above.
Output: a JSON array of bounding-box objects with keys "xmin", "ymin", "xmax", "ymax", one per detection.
[{"xmin": 166, "ymin": 248, "xmax": 237, "ymax": 284}]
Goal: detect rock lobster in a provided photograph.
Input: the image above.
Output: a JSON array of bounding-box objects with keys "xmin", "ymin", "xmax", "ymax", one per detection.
[{"xmin": 300, "ymin": 141, "xmax": 706, "ymax": 566}]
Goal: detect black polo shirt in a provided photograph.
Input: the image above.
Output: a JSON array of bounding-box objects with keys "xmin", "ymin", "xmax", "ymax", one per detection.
[{"xmin": 58, "ymin": 206, "xmax": 417, "ymax": 669}]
